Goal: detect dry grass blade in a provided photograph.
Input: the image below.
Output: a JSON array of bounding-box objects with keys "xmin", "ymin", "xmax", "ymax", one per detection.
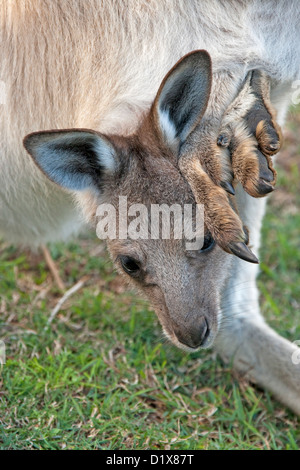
[
  {"xmin": 41, "ymin": 245, "xmax": 65, "ymax": 291},
  {"xmin": 44, "ymin": 275, "xmax": 90, "ymax": 331}
]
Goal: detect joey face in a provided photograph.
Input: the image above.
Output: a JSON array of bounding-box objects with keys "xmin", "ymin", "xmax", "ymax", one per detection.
[
  {"xmin": 23, "ymin": 50, "xmax": 236, "ymax": 350},
  {"xmin": 24, "ymin": 124, "xmax": 232, "ymax": 350},
  {"xmin": 104, "ymin": 152, "xmax": 231, "ymax": 350}
]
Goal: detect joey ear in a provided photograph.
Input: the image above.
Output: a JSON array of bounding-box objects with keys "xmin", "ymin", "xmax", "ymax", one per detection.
[
  {"xmin": 153, "ymin": 50, "xmax": 212, "ymax": 149},
  {"xmin": 23, "ymin": 129, "xmax": 119, "ymax": 191}
]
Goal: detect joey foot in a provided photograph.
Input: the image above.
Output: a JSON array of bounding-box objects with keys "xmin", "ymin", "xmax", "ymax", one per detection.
[
  {"xmin": 179, "ymin": 71, "xmax": 282, "ymax": 262},
  {"xmin": 217, "ymin": 70, "xmax": 282, "ymax": 198}
]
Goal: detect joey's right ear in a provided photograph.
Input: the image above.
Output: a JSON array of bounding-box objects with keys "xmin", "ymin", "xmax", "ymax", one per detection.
[
  {"xmin": 23, "ymin": 129, "xmax": 121, "ymax": 192},
  {"xmin": 152, "ymin": 50, "xmax": 212, "ymax": 151}
]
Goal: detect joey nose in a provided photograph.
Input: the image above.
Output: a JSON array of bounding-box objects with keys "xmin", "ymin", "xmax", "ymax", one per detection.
[{"xmin": 174, "ymin": 316, "xmax": 209, "ymax": 349}]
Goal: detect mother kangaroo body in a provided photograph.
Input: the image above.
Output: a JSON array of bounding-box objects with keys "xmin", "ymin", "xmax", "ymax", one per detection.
[{"xmin": 0, "ymin": 0, "xmax": 300, "ymax": 414}]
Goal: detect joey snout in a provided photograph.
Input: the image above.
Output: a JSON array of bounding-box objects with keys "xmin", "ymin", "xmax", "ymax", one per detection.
[
  {"xmin": 153, "ymin": 287, "xmax": 220, "ymax": 351},
  {"xmin": 165, "ymin": 306, "xmax": 220, "ymax": 351},
  {"xmin": 146, "ymin": 279, "xmax": 220, "ymax": 351},
  {"xmin": 172, "ymin": 315, "xmax": 211, "ymax": 350}
]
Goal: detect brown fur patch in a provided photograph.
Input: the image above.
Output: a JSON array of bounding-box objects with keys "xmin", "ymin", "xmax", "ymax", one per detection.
[
  {"xmin": 179, "ymin": 157, "xmax": 246, "ymax": 251},
  {"xmin": 230, "ymin": 124, "xmax": 263, "ymax": 198}
]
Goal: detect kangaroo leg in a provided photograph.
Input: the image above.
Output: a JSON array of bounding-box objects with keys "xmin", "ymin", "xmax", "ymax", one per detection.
[
  {"xmin": 215, "ymin": 191, "xmax": 300, "ymax": 415},
  {"xmin": 215, "ymin": 306, "xmax": 300, "ymax": 415}
]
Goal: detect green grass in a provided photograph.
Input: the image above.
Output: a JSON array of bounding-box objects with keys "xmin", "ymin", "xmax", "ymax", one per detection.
[{"xmin": 0, "ymin": 117, "xmax": 299, "ymax": 449}]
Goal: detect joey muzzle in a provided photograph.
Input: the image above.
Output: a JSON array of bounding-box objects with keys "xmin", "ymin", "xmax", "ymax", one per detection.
[{"xmin": 172, "ymin": 316, "xmax": 210, "ymax": 349}]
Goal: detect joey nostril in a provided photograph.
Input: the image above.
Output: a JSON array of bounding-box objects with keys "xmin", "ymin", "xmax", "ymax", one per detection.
[
  {"xmin": 191, "ymin": 316, "xmax": 209, "ymax": 346},
  {"xmin": 173, "ymin": 316, "xmax": 209, "ymax": 349}
]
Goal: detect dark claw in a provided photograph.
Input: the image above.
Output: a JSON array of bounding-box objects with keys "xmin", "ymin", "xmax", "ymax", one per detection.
[
  {"xmin": 264, "ymin": 123, "xmax": 281, "ymax": 153},
  {"xmin": 217, "ymin": 135, "xmax": 230, "ymax": 148},
  {"xmin": 229, "ymin": 242, "xmax": 259, "ymax": 264},
  {"xmin": 257, "ymin": 150, "xmax": 274, "ymax": 183},
  {"xmin": 256, "ymin": 178, "xmax": 275, "ymax": 195},
  {"xmin": 267, "ymin": 141, "xmax": 280, "ymax": 152},
  {"xmin": 221, "ymin": 181, "xmax": 235, "ymax": 195}
]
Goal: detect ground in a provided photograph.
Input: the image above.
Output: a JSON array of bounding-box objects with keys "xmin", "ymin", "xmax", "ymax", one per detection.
[{"xmin": 0, "ymin": 107, "xmax": 299, "ymax": 450}]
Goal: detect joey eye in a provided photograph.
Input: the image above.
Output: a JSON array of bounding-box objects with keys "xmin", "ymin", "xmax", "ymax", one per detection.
[
  {"xmin": 120, "ymin": 256, "xmax": 141, "ymax": 276},
  {"xmin": 199, "ymin": 233, "xmax": 215, "ymax": 253}
]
